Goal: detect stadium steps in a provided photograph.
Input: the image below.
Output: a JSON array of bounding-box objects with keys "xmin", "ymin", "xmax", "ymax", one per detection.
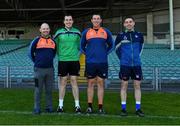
[{"xmin": 78, "ymin": 55, "xmax": 87, "ymax": 84}]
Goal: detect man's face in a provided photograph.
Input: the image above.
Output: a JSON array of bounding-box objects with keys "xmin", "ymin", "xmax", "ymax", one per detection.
[
  {"xmin": 91, "ymin": 15, "xmax": 102, "ymax": 28},
  {"xmin": 39, "ymin": 23, "xmax": 50, "ymax": 37},
  {"xmin": 64, "ymin": 16, "xmax": 73, "ymax": 29},
  {"xmin": 123, "ymin": 18, "xmax": 135, "ymax": 31}
]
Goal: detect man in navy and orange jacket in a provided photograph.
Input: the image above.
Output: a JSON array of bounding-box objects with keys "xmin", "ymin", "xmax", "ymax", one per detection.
[
  {"xmin": 28, "ymin": 23, "xmax": 56, "ymax": 114},
  {"xmin": 80, "ymin": 14, "xmax": 114, "ymax": 114}
]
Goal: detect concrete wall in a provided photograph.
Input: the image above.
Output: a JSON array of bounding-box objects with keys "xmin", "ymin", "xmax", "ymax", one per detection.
[
  {"xmin": 1, "ymin": 0, "xmax": 180, "ymax": 45},
  {"xmin": 22, "ymin": 25, "xmax": 39, "ymax": 39},
  {"xmin": 100, "ymin": 8, "xmax": 180, "ymax": 44},
  {"xmin": 152, "ymin": 9, "xmax": 180, "ymax": 44},
  {"xmin": 0, "ymin": 24, "xmax": 39, "ymax": 40}
]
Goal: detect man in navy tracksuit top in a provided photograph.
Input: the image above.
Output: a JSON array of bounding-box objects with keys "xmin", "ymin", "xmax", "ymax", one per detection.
[
  {"xmin": 81, "ymin": 14, "xmax": 114, "ymax": 114},
  {"xmin": 28, "ymin": 23, "xmax": 56, "ymax": 114},
  {"xmin": 115, "ymin": 17, "xmax": 144, "ymax": 117}
]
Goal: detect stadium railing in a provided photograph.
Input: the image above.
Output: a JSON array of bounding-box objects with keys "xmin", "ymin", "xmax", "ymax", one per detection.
[{"xmin": 1, "ymin": 66, "xmax": 180, "ymax": 92}]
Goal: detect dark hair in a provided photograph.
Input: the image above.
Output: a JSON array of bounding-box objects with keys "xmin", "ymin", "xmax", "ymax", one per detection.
[
  {"xmin": 91, "ymin": 14, "xmax": 101, "ymax": 19},
  {"xmin": 123, "ymin": 16, "xmax": 135, "ymax": 23},
  {"xmin": 64, "ymin": 14, "xmax": 73, "ymax": 20}
]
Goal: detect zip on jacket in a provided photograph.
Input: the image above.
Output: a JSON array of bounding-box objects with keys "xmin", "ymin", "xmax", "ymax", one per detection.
[{"xmin": 115, "ymin": 30, "xmax": 144, "ymax": 66}]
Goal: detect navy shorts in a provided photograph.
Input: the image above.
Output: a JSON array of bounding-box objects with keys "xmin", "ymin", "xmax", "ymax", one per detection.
[
  {"xmin": 119, "ymin": 65, "xmax": 143, "ymax": 81},
  {"xmin": 85, "ymin": 63, "xmax": 108, "ymax": 79},
  {"xmin": 58, "ymin": 61, "xmax": 80, "ymax": 77}
]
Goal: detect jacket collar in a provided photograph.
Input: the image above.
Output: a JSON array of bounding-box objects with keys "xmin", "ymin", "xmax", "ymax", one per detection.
[
  {"xmin": 64, "ymin": 27, "xmax": 73, "ymax": 31},
  {"xmin": 40, "ymin": 35, "xmax": 51, "ymax": 39},
  {"xmin": 125, "ymin": 28, "xmax": 135, "ymax": 33}
]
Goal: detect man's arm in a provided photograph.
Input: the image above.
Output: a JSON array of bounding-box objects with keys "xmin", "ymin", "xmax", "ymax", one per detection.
[
  {"xmin": 28, "ymin": 37, "xmax": 39, "ymax": 62},
  {"xmin": 105, "ymin": 29, "xmax": 114, "ymax": 54},
  {"xmin": 77, "ymin": 30, "xmax": 81, "ymax": 51},
  {"xmin": 115, "ymin": 33, "xmax": 122, "ymax": 59},
  {"xmin": 80, "ymin": 30, "xmax": 87, "ymax": 54},
  {"xmin": 139, "ymin": 32, "xmax": 144, "ymax": 55}
]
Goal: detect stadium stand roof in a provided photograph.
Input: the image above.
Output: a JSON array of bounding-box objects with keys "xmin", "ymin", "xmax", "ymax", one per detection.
[{"xmin": 0, "ymin": 0, "xmax": 170, "ymax": 23}]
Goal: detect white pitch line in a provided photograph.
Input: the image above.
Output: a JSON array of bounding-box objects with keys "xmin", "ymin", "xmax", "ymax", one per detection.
[{"xmin": 0, "ymin": 110, "xmax": 180, "ymax": 119}]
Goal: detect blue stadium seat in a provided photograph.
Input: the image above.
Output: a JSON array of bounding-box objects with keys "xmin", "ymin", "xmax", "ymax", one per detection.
[{"xmin": 1, "ymin": 43, "xmax": 180, "ymax": 82}]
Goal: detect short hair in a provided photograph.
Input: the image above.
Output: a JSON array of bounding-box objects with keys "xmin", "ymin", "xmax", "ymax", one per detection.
[
  {"xmin": 123, "ymin": 16, "xmax": 135, "ymax": 23},
  {"xmin": 91, "ymin": 14, "xmax": 101, "ymax": 19},
  {"xmin": 64, "ymin": 14, "xmax": 73, "ymax": 20}
]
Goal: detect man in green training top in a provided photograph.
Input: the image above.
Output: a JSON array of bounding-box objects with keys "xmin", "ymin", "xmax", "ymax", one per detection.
[{"xmin": 54, "ymin": 15, "xmax": 81, "ymax": 113}]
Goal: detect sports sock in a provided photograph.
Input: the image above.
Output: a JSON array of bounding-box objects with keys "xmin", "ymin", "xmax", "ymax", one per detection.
[
  {"xmin": 136, "ymin": 101, "xmax": 141, "ymax": 110},
  {"xmin": 75, "ymin": 100, "xmax": 80, "ymax": 107},
  {"xmin": 121, "ymin": 101, "xmax": 126, "ymax": 110},
  {"xmin": 59, "ymin": 99, "xmax": 63, "ymax": 108},
  {"xmin": 88, "ymin": 103, "xmax": 92, "ymax": 108},
  {"xmin": 98, "ymin": 104, "xmax": 103, "ymax": 109}
]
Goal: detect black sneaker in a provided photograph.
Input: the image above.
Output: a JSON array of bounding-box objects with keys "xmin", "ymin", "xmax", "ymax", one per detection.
[
  {"xmin": 120, "ymin": 109, "xmax": 128, "ymax": 116},
  {"xmin": 75, "ymin": 106, "xmax": 81, "ymax": 114},
  {"xmin": 98, "ymin": 108, "xmax": 105, "ymax": 115},
  {"xmin": 136, "ymin": 109, "xmax": 144, "ymax": 117},
  {"xmin": 57, "ymin": 106, "xmax": 64, "ymax": 113},
  {"xmin": 86, "ymin": 107, "xmax": 93, "ymax": 114}
]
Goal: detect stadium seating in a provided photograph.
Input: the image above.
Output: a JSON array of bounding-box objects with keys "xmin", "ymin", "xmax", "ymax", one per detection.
[
  {"xmin": 1, "ymin": 42, "xmax": 180, "ymax": 85},
  {"xmin": 0, "ymin": 40, "xmax": 30, "ymax": 55}
]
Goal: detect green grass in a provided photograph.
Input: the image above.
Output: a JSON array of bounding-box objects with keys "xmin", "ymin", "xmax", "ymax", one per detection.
[{"xmin": 0, "ymin": 88, "xmax": 180, "ymax": 125}]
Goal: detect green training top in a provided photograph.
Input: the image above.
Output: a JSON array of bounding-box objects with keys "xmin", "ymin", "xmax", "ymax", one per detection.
[{"xmin": 54, "ymin": 27, "xmax": 81, "ymax": 61}]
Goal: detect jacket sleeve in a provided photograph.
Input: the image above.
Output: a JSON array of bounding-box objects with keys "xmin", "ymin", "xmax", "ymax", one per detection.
[
  {"xmin": 139, "ymin": 33, "xmax": 144, "ymax": 54},
  {"xmin": 105, "ymin": 29, "xmax": 114, "ymax": 54},
  {"xmin": 54, "ymin": 30, "xmax": 60, "ymax": 40},
  {"xmin": 115, "ymin": 33, "xmax": 122, "ymax": 59},
  {"xmin": 80, "ymin": 30, "xmax": 87, "ymax": 54},
  {"xmin": 28, "ymin": 37, "xmax": 39, "ymax": 62},
  {"xmin": 77, "ymin": 30, "xmax": 81, "ymax": 51}
]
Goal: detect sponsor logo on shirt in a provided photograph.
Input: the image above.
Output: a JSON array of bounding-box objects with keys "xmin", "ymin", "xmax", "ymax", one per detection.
[{"xmin": 135, "ymin": 35, "xmax": 138, "ymax": 38}]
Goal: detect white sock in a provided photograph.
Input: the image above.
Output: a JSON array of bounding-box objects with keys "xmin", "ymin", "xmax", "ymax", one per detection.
[
  {"xmin": 121, "ymin": 101, "xmax": 126, "ymax": 105},
  {"xmin": 75, "ymin": 100, "xmax": 80, "ymax": 107},
  {"xmin": 136, "ymin": 101, "xmax": 141, "ymax": 104},
  {"xmin": 59, "ymin": 99, "xmax": 63, "ymax": 108}
]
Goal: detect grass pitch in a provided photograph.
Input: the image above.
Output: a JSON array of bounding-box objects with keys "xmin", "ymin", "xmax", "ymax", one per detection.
[{"xmin": 0, "ymin": 88, "xmax": 180, "ymax": 125}]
